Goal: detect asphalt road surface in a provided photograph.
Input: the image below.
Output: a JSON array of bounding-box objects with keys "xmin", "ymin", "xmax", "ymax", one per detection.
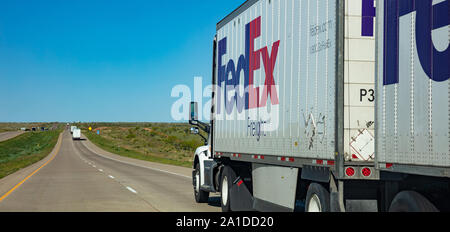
[
  {"xmin": 0, "ymin": 131, "xmax": 25, "ymax": 142},
  {"xmin": 0, "ymin": 130, "xmax": 221, "ymax": 212}
]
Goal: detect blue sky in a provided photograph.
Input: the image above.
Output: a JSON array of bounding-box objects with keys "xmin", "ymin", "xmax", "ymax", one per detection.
[{"xmin": 0, "ymin": 0, "xmax": 243, "ymax": 122}]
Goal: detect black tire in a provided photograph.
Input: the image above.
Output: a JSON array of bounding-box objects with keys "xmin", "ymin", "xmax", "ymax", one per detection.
[
  {"xmin": 220, "ymin": 165, "xmax": 233, "ymax": 212},
  {"xmin": 194, "ymin": 163, "xmax": 209, "ymax": 203},
  {"xmin": 389, "ymin": 191, "xmax": 438, "ymax": 212},
  {"xmin": 305, "ymin": 183, "xmax": 330, "ymax": 212}
]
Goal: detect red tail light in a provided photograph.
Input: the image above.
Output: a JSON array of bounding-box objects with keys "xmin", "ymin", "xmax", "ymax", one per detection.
[
  {"xmin": 345, "ymin": 167, "xmax": 355, "ymax": 177},
  {"xmin": 361, "ymin": 167, "xmax": 372, "ymax": 177}
]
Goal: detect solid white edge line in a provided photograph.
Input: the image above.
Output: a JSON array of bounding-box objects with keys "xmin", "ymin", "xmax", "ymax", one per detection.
[{"xmin": 81, "ymin": 139, "xmax": 190, "ymax": 179}]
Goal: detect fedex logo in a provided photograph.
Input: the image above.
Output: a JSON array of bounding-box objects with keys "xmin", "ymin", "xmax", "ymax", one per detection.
[
  {"xmin": 217, "ymin": 16, "xmax": 281, "ymax": 115},
  {"xmin": 362, "ymin": 0, "xmax": 376, "ymax": 37},
  {"xmin": 383, "ymin": 0, "xmax": 449, "ymax": 85}
]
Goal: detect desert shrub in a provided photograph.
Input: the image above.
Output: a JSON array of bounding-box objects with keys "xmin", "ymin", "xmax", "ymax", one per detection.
[{"xmin": 126, "ymin": 133, "xmax": 136, "ymax": 139}]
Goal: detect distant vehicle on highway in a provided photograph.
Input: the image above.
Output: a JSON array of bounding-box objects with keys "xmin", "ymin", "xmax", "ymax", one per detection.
[
  {"xmin": 72, "ymin": 128, "xmax": 81, "ymax": 140},
  {"xmin": 70, "ymin": 126, "xmax": 77, "ymax": 134}
]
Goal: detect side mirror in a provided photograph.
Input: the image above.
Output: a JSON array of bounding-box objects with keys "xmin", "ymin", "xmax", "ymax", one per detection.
[
  {"xmin": 189, "ymin": 101, "xmax": 198, "ymax": 124},
  {"xmin": 190, "ymin": 127, "xmax": 199, "ymax": 134}
]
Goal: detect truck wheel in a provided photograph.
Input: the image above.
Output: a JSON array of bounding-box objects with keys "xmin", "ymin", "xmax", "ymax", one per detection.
[
  {"xmin": 220, "ymin": 165, "xmax": 233, "ymax": 212},
  {"xmin": 389, "ymin": 191, "xmax": 438, "ymax": 212},
  {"xmin": 194, "ymin": 163, "xmax": 209, "ymax": 203},
  {"xmin": 305, "ymin": 183, "xmax": 330, "ymax": 212}
]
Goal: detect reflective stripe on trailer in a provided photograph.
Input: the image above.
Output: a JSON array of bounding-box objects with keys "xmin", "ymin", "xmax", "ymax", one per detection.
[
  {"xmin": 215, "ymin": 153, "xmax": 335, "ymax": 167},
  {"xmin": 237, "ymin": 180, "xmax": 244, "ymax": 186},
  {"xmin": 278, "ymin": 157, "xmax": 295, "ymax": 162},
  {"xmin": 232, "ymin": 153, "xmax": 242, "ymax": 158},
  {"xmin": 252, "ymin": 155, "xmax": 265, "ymax": 160},
  {"xmin": 312, "ymin": 160, "xmax": 335, "ymax": 166}
]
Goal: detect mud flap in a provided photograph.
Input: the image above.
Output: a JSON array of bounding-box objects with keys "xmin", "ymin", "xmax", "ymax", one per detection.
[
  {"xmin": 330, "ymin": 192, "xmax": 342, "ymax": 212},
  {"xmin": 230, "ymin": 176, "xmax": 254, "ymax": 211}
]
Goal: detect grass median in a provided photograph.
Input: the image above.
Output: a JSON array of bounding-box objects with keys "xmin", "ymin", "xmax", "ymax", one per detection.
[{"xmin": 0, "ymin": 130, "xmax": 61, "ymax": 179}]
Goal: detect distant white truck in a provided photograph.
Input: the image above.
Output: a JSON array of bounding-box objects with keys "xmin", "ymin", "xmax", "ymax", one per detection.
[
  {"xmin": 72, "ymin": 128, "xmax": 81, "ymax": 140},
  {"xmin": 70, "ymin": 126, "xmax": 76, "ymax": 134}
]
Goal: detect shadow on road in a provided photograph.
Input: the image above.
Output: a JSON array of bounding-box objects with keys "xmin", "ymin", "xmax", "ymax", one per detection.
[{"xmin": 208, "ymin": 196, "xmax": 221, "ymax": 207}]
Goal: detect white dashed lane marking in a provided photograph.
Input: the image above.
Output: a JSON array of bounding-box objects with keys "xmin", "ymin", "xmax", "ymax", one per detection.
[{"xmin": 126, "ymin": 187, "xmax": 137, "ymax": 194}]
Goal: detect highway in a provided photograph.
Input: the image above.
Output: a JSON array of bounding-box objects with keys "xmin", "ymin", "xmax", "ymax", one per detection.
[
  {"xmin": 0, "ymin": 131, "xmax": 25, "ymax": 142},
  {"xmin": 0, "ymin": 130, "xmax": 221, "ymax": 212}
]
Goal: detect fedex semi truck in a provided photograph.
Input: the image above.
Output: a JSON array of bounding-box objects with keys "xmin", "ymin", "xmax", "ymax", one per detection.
[{"xmin": 189, "ymin": 0, "xmax": 449, "ymax": 212}]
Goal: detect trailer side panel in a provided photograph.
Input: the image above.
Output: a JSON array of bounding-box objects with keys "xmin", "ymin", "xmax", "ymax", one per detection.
[
  {"xmin": 214, "ymin": 0, "xmax": 337, "ymax": 160},
  {"xmin": 376, "ymin": 0, "xmax": 450, "ymax": 170}
]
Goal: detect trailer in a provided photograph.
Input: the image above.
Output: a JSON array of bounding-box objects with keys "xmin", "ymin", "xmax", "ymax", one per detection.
[
  {"xmin": 372, "ymin": 0, "xmax": 450, "ymax": 211},
  {"xmin": 189, "ymin": 0, "xmax": 449, "ymax": 212}
]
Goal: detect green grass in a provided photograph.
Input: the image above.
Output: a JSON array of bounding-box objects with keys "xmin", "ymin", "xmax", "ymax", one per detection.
[
  {"xmin": 0, "ymin": 130, "xmax": 61, "ymax": 179},
  {"xmin": 80, "ymin": 123, "xmax": 207, "ymax": 168},
  {"xmin": 84, "ymin": 131, "xmax": 193, "ymax": 168}
]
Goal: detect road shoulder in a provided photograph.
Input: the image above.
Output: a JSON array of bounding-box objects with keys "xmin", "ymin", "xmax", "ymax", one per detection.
[{"xmin": 0, "ymin": 132, "xmax": 63, "ymax": 198}]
